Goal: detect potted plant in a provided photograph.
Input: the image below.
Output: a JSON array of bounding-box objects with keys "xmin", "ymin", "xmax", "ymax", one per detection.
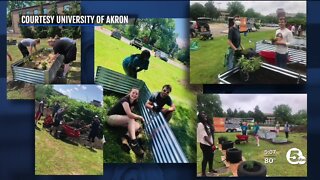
[
  {"xmin": 237, "ymin": 161, "xmax": 267, "ymax": 177},
  {"xmin": 218, "ymin": 136, "xmax": 228, "ymax": 144},
  {"xmin": 237, "ymin": 56, "xmax": 262, "ymax": 82}
]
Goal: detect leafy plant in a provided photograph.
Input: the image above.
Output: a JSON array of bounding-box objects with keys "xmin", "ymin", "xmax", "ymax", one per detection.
[
  {"xmin": 237, "ymin": 56, "xmax": 262, "ymax": 74},
  {"xmin": 218, "ymin": 136, "xmax": 228, "ymax": 141},
  {"xmin": 245, "ymin": 161, "xmax": 255, "ymax": 170}
]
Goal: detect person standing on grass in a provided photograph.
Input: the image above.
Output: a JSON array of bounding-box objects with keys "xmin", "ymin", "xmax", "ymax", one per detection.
[
  {"xmin": 197, "ymin": 111, "xmax": 217, "ymax": 177},
  {"xmin": 47, "ymin": 38, "xmax": 77, "ymax": 78},
  {"xmin": 106, "ymin": 88, "xmax": 145, "ymax": 157},
  {"xmin": 274, "ymin": 17, "xmax": 293, "ymax": 68},
  {"xmin": 284, "ymin": 121, "xmax": 290, "ymax": 139},
  {"xmin": 253, "ymin": 122, "xmax": 260, "ymax": 147},
  {"xmin": 87, "ymin": 115, "xmax": 102, "ymax": 149},
  {"xmin": 122, "ymin": 50, "xmax": 151, "ymax": 79},
  {"xmin": 291, "ymin": 25, "xmax": 296, "ymax": 36},
  {"xmin": 51, "ymin": 107, "xmax": 67, "ymax": 138},
  {"xmin": 52, "ymin": 101, "xmax": 60, "ymax": 118},
  {"xmin": 18, "ymin": 38, "xmax": 40, "ymax": 58},
  {"xmin": 226, "ymin": 15, "xmax": 243, "ymax": 70},
  {"xmin": 145, "ymin": 84, "xmax": 176, "ymax": 122},
  {"xmin": 241, "ymin": 121, "xmax": 248, "ymax": 135},
  {"xmin": 275, "ymin": 121, "xmax": 280, "ymax": 135},
  {"xmin": 35, "ymin": 98, "xmax": 45, "ymax": 123}
]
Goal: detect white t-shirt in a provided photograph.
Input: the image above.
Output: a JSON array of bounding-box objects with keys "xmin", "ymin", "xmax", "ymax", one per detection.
[
  {"xmin": 197, "ymin": 122, "xmax": 213, "ymax": 146},
  {"xmin": 291, "ymin": 26, "xmax": 295, "ymax": 33},
  {"xmin": 275, "ymin": 28, "xmax": 294, "ymax": 54}
]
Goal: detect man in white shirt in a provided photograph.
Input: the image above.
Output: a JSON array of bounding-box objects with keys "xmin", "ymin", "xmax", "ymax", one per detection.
[{"xmin": 274, "ymin": 17, "xmax": 293, "ymax": 68}]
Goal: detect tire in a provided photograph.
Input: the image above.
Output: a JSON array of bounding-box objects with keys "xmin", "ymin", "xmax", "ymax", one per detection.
[
  {"xmin": 237, "ymin": 161, "xmax": 267, "ymax": 177},
  {"xmin": 226, "ymin": 148, "xmax": 242, "ymax": 163},
  {"xmin": 235, "ymin": 139, "xmax": 240, "ymax": 144},
  {"xmin": 227, "ymin": 129, "xmax": 232, "ymax": 132},
  {"xmin": 222, "ymin": 141, "xmax": 234, "ymax": 150}
]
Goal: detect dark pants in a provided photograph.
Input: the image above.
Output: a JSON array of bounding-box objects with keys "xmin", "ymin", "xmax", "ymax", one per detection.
[
  {"xmin": 64, "ymin": 44, "xmax": 77, "ymax": 64},
  {"xmin": 276, "ymin": 53, "xmax": 288, "ymax": 68},
  {"xmin": 162, "ymin": 110, "xmax": 173, "ymax": 122},
  {"xmin": 242, "ymin": 130, "xmax": 247, "ymax": 135},
  {"xmin": 123, "ymin": 65, "xmax": 137, "ymax": 78},
  {"xmin": 285, "ymin": 131, "xmax": 289, "ymax": 138},
  {"xmin": 200, "ymin": 143, "xmax": 213, "ymax": 174},
  {"xmin": 88, "ymin": 130, "xmax": 98, "ymax": 142},
  {"xmin": 18, "ymin": 42, "xmax": 29, "ymax": 57}
]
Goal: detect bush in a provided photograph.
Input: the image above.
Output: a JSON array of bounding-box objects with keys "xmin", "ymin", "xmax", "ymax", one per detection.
[{"xmin": 20, "ymin": 26, "xmax": 34, "ymax": 38}]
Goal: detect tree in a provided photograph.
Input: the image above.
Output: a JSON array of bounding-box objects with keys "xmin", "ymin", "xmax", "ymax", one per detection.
[
  {"xmin": 238, "ymin": 110, "xmax": 247, "ymax": 118},
  {"xmin": 292, "ymin": 109, "xmax": 307, "ymax": 125},
  {"xmin": 197, "ymin": 94, "xmax": 224, "ymax": 121},
  {"xmin": 226, "ymin": 108, "xmax": 233, "ymax": 117},
  {"xmin": 34, "ymin": 1, "xmax": 48, "ymax": 38},
  {"xmin": 47, "ymin": 2, "xmax": 61, "ymax": 38},
  {"xmin": 204, "ymin": 1, "xmax": 220, "ymax": 19},
  {"xmin": 61, "ymin": 2, "xmax": 81, "ymax": 39},
  {"xmin": 244, "ymin": 8, "xmax": 262, "ymax": 18},
  {"xmin": 253, "ymin": 105, "xmax": 266, "ymax": 123},
  {"xmin": 7, "ymin": 1, "xmax": 35, "ymax": 27},
  {"xmin": 295, "ymin": 13, "xmax": 306, "ymax": 19},
  {"xmin": 190, "ymin": 3, "xmax": 206, "ymax": 20},
  {"xmin": 176, "ymin": 48, "xmax": 189, "ymax": 66},
  {"xmin": 233, "ymin": 108, "xmax": 238, "ymax": 117},
  {"xmin": 273, "ymin": 104, "xmax": 292, "ymax": 124},
  {"xmin": 227, "ymin": 1, "xmax": 245, "ymax": 17}
]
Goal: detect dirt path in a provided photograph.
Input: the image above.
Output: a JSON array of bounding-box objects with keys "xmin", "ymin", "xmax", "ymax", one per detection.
[{"xmin": 95, "ymin": 26, "xmax": 188, "ymax": 71}]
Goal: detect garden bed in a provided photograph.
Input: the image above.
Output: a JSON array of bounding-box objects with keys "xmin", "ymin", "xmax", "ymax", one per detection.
[
  {"xmin": 11, "ymin": 48, "xmax": 63, "ymax": 84},
  {"xmin": 218, "ymin": 63, "xmax": 306, "ymax": 84}
]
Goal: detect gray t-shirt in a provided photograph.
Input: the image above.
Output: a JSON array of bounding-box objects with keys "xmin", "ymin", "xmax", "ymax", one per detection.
[
  {"xmin": 60, "ymin": 37, "xmax": 76, "ymax": 44},
  {"xmin": 20, "ymin": 38, "xmax": 37, "ymax": 47}
]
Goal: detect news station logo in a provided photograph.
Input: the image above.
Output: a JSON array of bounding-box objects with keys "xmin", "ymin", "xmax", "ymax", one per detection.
[{"xmin": 286, "ymin": 148, "xmax": 306, "ymax": 165}]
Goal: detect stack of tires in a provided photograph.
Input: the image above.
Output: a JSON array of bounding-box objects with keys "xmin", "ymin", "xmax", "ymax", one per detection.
[
  {"xmin": 221, "ymin": 141, "xmax": 234, "ymax": 150},
  {"xmin": 226, "ymin": 148, "xmax": 242, "ymax": 163}
]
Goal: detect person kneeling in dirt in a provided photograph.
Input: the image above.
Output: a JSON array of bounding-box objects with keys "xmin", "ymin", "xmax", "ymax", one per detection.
[
  {"xmin": 106, "ymin": 88, "xmax": 145, "ymax": 157},
  {"xmin": 122, "ymin": 50, "xmax": 151, "ymax": 79},
  {"xmin": 87, "ymin": 115, "xmax": 102, "ymax": 149},
  {"xmin": 18, "ymin": 38, "xmax": 40, "ymax": 58},
  {"xmin": 47, "ymin": 38, "xmax": 77, "ymax": 78},
  {"xmin": 145, "ymin": 84, "xmax": 176, "ymax": 122},
  {"xmin": 50, "ymin": 107, "xmax": 67, "ymax": 138}
]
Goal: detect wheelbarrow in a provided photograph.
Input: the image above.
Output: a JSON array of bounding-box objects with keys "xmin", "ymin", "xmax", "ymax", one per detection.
[
  {"xmin": 235, "ymin": 134, "xmax": 249, "ymax": 144},
  {"xmin": 58, "ymin": 124, "xmax": 81, "ymax": 139},
  {"xmin": 43, "ymin": 115, "xmax": 54, "ymax": 128}
]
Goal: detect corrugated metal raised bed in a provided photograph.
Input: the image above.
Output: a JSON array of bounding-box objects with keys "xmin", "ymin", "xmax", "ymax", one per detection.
[
  {"xmin": 218, "ymin": 63, "xmax": 306, "ymax": 84},
  {"xmin": 11, "ymin": 48, "xmax": 64, "ymax": 84},
  {"xmin": 255, "ymin": 40, "xmax": 306, "ymax": 65}
]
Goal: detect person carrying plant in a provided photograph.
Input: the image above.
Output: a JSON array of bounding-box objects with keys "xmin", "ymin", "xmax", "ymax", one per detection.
[
  {"xmin": 18, "ymin": 38, "xmax": 40, "ymax": 58},
  {"xmin": 87, "ymin": 115, "xmax": 102, "ymax": 149},
  {"xmin": 284, "ymin": 121, "xmax": 290, "ymax": 139},
  {"xmin": 274, "ymin": 17, "xmax": 293, "ymax": 68},
  {"xmin": 145, "ymin": 84, "xmax": 176, "ymax": 122},
  {"xmin": 106, "ymin": 88, "xmax": 145, "ymax": 157},
  {"xmin": 253, "ymin": 122, "xmax": 260, "ymax": 147},
  {"xmin": 47, "ymin": 38, "xmax": 77, "ymax": 78},
  {"xmin": 197, "ymin": 111, "xmax": 217, "ymax": 177},
  {"xmin": 226, "ymin": 15, "xmax": 243, "ymax": 70},
  {"xmin": 122, "ymin": 50, "xmax": 151, "ymax": 79}
]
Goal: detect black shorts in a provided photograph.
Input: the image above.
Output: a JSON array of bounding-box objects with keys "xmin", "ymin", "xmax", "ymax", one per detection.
[
  {"xmin": 18, "ymin": 42, "xmax": 29, "ymax": 57},
  {"xmin": 64, "ymin": 44, "xmax": 77, "ymax": 64}
]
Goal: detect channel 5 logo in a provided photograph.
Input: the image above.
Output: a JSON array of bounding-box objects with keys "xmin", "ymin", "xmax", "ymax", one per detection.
[{"xmin": 286, "ymin": 148, "xmax": 306, "ymax": 165}]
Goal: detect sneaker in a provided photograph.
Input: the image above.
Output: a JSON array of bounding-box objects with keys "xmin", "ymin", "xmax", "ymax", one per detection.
[
  {"xmin": 257, "ymin": 144, "xmax": 260, "ymax": 147},
  {"xmin": 209, "ymin": 169, "xmax": 218, "ymax": 173},
  {"xmin": 129, "ymin": 139, "xmax": 144, "ymax": 157},
  {"xmin": 121, "ymin": 136, "xmax": 130, "ymax": 153}
]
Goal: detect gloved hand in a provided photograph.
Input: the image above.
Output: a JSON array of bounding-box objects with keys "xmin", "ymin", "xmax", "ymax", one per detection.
[
  {"xmin": 211, "ymin": 145, "xmax": 216, "ymax": 152},
  {"xmin": 152, "ymin": 104, "xmax": 162, "ymax": 112}
]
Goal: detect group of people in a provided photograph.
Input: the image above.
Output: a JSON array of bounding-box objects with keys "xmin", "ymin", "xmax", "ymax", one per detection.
[
  {"xmin": 106, "ymin": 85, "xmax": 176, "ymax": 156},
  {"xmin": 288, "ymin": 24, "xmax": 303, "ymax": 36},
  {"xmin": 226, "ymin": 15, "xmax": 295, "ymax": 70},
  {"xmin": 17, "ymin": 35, "xmax": 77, "ymax": 78},
  {"xmin": 275, "ymin": 121, "xmax": 291, "ymax": 138},
  {"xmin": 240, "ymin": 121, "xmax": 260, "ymax": 147},
  {"xmin": 35, "ymin": 100, "xmax": 104, "ymax": 149}
]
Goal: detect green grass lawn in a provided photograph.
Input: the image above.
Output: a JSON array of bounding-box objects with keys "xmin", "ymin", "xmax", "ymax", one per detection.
[
  {"xmin": 95, "ymin": 30, "xmax": 197, "ymax": 163},
  {"xmin": 7, "ymin": 37, "xmax": 81, "ymax": 99},
  {"xmin": 197, "ymin": 132, "xmax": 307, "ymax": 177},
  {"xmin": 190, "ymin": 30, "xmax": 275, "ymax": 84},
  {"xmin": 35, "ymin": 128, "xmax": 103, "ymax": 175}
]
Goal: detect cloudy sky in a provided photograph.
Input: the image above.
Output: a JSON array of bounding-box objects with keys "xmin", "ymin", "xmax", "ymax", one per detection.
[
  {"xmin": 53, "ymin": 85, "xmax": 103, "ymax": 105},
  {"xmin": 191, "ymin": 1, "xmax": 306, "ymax": 16},
  {"xmin": 219, "ymin": 94, "xmax": 307, "ymax": 114}
]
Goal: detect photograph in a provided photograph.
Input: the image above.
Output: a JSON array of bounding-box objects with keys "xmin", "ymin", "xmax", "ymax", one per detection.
[
  {"xmin": 197, "ymin": 94, "xmax": 307, "ymax": 177},
  {"xmin": 35, "ymin": 85, "xmax": 104, "ymax": 175},
  {"xmin": 190, "ymin": 1, "xmax": 306, "ymax": 84},
  {"xmin": 95, "ymin": 18, "xmax": 199, "ymax": 163},
  {"xmin": 7, "ymin": 1, "xmax": 81, "ymax": 99}
]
